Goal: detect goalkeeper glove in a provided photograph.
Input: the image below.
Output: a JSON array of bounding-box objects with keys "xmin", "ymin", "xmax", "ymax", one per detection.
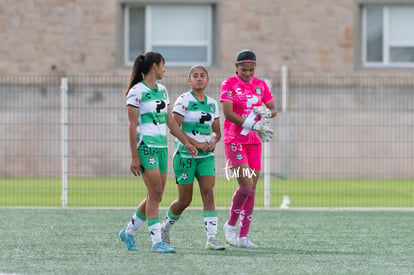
[
  {"xmin": 253, "ymin": 105, "xmax": 272, "ymax": 118},
  {"xmin": 242, "ymin": 119, "xmax": 264, "ymax": 132}
]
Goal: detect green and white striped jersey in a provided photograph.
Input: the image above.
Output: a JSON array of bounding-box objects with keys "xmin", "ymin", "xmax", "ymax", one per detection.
[
  {"xmin": 126, "ymin": 82, "xmax": 170, "ymax": 148},
  {"xmin": 173, "ymin": 91, "xmax": 219, "ymax": 158}
]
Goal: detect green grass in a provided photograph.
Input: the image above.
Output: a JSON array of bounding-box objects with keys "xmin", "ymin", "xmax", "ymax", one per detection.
[
  {"xmin": 0, "ymin": 208, "xmax": 413, "ymax": 274},
  {"xmin": 0, "ymin": 177, "xmax": 413, "ymax": 207}
]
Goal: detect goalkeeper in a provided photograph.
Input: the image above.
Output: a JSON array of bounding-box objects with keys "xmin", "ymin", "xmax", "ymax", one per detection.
[{"xmin": 220, "ymin": 49, "xmax": 277, "ymax": 249}]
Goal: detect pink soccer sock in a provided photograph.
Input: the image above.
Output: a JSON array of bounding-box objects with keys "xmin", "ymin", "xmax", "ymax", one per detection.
[
  {"xmin": 239, "ymin": 189, "xmax": 256, "ymax": 237},
  {"xmin": 228, "ymin": 186, "xmax": 251, "ymax": 226}
]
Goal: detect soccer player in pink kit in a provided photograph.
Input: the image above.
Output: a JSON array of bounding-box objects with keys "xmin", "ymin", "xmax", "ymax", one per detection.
[{"xmin": 220, "ymin": 49, "xmax": 277, "ymax": 248}]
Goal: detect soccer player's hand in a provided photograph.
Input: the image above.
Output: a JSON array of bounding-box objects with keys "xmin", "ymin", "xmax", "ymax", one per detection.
[
  {"xmin": 250, "ymin": 119, "xmax": 274, "ymax": 142},
  {"xmin": 130, "ymin": 156, "xmax": 141, "ymax": 176},
  {"xmin": 185, "ymin": 143, "xmax": 198, "ymax": 157},
  {"xmin": 253, "ymin": 105, "xmax": 272, "ymax": 118},
  {"xmin": 198, "ymin": 141, "xmax": 210, "ymax": 153},
  {"xmin": 242, "ymin": 118, "xmax": 263, "ymax": 131},
  {"xmin": 259, "ymin": 128, "xmax": 274, "ymax": 142}
]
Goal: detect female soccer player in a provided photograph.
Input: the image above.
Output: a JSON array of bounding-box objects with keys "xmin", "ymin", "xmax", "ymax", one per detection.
[
  {"xmin": 220, "ymin": 49, "xmax": 277, "ymax": 248},
  {"xmin": 119, "ymin": 52, "xmax": 197, "ymax": 253},
  {"xmin": 160, "ymin": 65, "xmax": 225, "ymax": 250}
]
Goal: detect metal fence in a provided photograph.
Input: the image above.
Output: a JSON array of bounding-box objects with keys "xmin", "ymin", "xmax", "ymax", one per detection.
[{"xmin": 0, "ymin": 74, "xmax": 413, "ymax": 207}]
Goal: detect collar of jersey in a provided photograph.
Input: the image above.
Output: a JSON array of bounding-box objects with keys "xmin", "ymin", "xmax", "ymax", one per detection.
[
  {"xmin": 141, "ymin": 81, "xmax": 159, "ymax": 92},
  {"xmin": 235, "ymin": 73, "xmax": 253, "ymax": 86},
  {"xmin": 190, "ymin": 90, "xmax": 206, "ymax": 104}
]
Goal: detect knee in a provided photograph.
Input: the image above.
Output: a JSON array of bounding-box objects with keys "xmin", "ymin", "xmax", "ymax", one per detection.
[
  {"xmin": 201, "ymin": 189, "xmax": 214, "ymax": 204},
  {"xmin": 178, "ymin": 197, "xmax": 192, "ymax": 208},
  {"xmin": 148, "ymin": 189, "xmax": 163, "ymax": 203}
]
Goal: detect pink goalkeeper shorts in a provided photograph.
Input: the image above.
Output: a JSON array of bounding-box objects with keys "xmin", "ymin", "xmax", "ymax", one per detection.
[{"xmin": 224, "ymin": 143, "xmax": 262, "ymax": 170}]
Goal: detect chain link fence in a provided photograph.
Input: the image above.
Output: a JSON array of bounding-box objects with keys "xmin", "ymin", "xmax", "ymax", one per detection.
[{"xmin": 1, "ymin": 74, "xmax": 413, "ymax": 207}]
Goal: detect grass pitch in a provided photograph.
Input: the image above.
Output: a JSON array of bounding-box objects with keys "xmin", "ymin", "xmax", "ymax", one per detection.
[{"xmin": 0, "ymin": 208, "xmax": 413, "ymax": 274}]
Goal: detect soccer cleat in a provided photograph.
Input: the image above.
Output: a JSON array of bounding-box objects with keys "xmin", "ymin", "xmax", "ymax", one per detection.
[
  {"xmin": 161, "ymin": 226, "xmax": 170, "ymax": 245},
  {"xmin": 119, "ymin": 228, "xmax": 139, "ymax": 251},
  {"xmin": 237, "ymin": 236, "xmax": 258, "ymax": 249},
  {"xmin": 205, "ymin": 237, "xmax": 225, "ymax": 251},
  {"xmin": 223, "ymin": 221, "xmax": 238, "ymax": 247},
  {"xmin": 151, "ymin": 241, "xmax": 176, "ymax": 253}
]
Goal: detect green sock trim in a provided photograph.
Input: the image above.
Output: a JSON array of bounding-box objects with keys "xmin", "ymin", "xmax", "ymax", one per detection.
[
  {"xmin": 135, "ymin": 209, "xmax": 146, "ymax": 221},
  {"xmin": 203, "ymin": 210, "xmax": 218, "ymax": 218},
  {"xmin": 147, "ymin": 217, "xmax": 160, "ymax": 227},
  {"xmin": 167, "ymin": 209, "xmax": 181, "ymax": 221}
]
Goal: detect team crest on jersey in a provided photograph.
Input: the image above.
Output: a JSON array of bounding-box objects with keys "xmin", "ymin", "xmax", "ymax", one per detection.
[
  {"xmin": 256, "ymin": 86, "xmax": 261, "ymax": 95},
  {"xmin": 209, "ymin": 104, "xmax": 215, "ymax": 113},
  {"xmin": 149, "ymin": 156, "xmax": 156, "ymax": 165},
  {"xmin": 236, "ymin": 152, "xmax": 243, "ymax": 161},
  {"xmin": 181, "ymin": 171, "xmax": 188, "ymax": 180},
  {"xmin": 161, "ymin": 90, "xmax": 167, "ymax": 99}
]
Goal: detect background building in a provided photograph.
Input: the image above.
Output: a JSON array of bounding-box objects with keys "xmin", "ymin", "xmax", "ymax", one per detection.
[{"xmin": 2, "ymin": 0, "xmax": 414, "ymax": 76}]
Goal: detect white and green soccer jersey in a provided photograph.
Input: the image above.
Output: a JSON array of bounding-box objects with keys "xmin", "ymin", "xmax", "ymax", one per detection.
[
  {"xmin": 126, "ymin": 82, "xmax": 170, "ymax": 148},
  {"xmin": 173, "ymin": 91, "xmax": 219, "ymax": 158}
]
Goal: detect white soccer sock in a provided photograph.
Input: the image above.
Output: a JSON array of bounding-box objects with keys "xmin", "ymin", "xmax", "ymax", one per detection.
[
  {"xmin": 204, "ymin": 216, "xmax": 218, "ymax": 239},
  {"xmin": 125, "ymin": 214, "xmax": 145, "ymax": 236},
  {"xmin": 162, "ymin": 211, "xmax": 179, "ymax": 231},
  {"xmin": 148, "ymin": 222, "xmax": 162, "ymax": 245}
]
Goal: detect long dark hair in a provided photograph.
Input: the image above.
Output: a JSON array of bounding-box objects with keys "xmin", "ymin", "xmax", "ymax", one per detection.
[{"xmin": 124, "ymin": 52, "xmax": 165, "ymax": 96}]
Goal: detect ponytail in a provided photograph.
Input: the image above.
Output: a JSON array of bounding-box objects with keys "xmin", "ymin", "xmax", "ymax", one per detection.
[{"xmin": 124, "ymin": 52, "xmax": 165, "ymax": 96}]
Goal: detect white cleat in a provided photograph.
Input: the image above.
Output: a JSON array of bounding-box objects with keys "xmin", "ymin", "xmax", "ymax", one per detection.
[
  {"xmin": 237, "ymin": 237, "xmax": 258, "ymax": 249},
  {"xmin": 205, "ymin": 237, "xmax": 225, "ymax": 250},
  {"xmin": 223, "ymin": 221, "xmax": 238, "ymax": 247},
  {"xmin": 161, "ymin": 226, "xmax": 170, "ymax": 245}
]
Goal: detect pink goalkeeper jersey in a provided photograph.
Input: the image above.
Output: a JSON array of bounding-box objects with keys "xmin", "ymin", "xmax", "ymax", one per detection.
[{"xmin": 220, "ymin": 74, "xmax": 274, "ymax": 144}]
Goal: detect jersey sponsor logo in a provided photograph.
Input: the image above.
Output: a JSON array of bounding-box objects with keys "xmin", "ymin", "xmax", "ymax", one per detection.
[
  {"xmin": 246, "ymin": 95, "xmax": 259, "ymax": 108},
  {"xmin": 192, "ymin": 103, "xmax": 198, "ymax": 110},
  {"xmin": 155, "ymin": 100, "xmax": 166, "ymax": 113},
  {"xmin": 199, "ymin": 112, "xmax": 212, "ymax": 124}
]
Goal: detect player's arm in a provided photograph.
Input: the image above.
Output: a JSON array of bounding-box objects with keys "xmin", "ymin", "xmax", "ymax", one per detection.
[
  {"xmin": 222, "ymin": 101, "xmax": 244, "ymax": 126},
  {"xmin": 207, "ymin": 118, "xmax": 221, "ymax": 152},
  {"xmin": 127, "ymin": 105, "xmax": 141, "ymax": 176},
  {"xmin": 265, "ymin": 100, "xmax": 277, "ymax": 118},
  {"xmin": 173, "ymin": 112, "xmax": 209, "ymax": 152},
  {"xmin": 167, "ymin": 106, "xmax": 198, "ymax": 157}
]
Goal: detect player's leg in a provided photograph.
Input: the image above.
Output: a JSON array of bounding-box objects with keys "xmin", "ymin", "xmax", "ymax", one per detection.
[
  {"xmin": 161, "ymin": 183, "xmax": 194, "ymax": 244},
  {"xmin": 161, "ymin": 154, "xmax": 196, "ymax": 245},
  {"xmin": 238, "ymin": 144, "xmax": 262, "ymax": 249},
  {"xmin": 196, "ymin": 156, "xmax": 225, "ymax": 250},
  {"xmin": 198, "ymin": 175, "xmax": 225, "ymax": 250},
  {"xmin": 119, "ymin": 144, "xmax": 154, "ymax": 251},
  {"xmin": 141, "ymin": 147, "xmax": 175, "ymax": 253},
  {"xmin": 119, "ymin": 200, "xmax": 147, "ymax": 251}
]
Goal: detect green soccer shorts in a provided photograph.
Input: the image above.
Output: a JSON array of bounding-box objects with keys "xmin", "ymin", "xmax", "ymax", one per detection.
[
  {"xmin": 137, "ymin": 143, "xmax": 168, "ymax": 174},
  {"xmin": 173, "ymin": 154, "xmax": 215, "ymax": 185}
]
